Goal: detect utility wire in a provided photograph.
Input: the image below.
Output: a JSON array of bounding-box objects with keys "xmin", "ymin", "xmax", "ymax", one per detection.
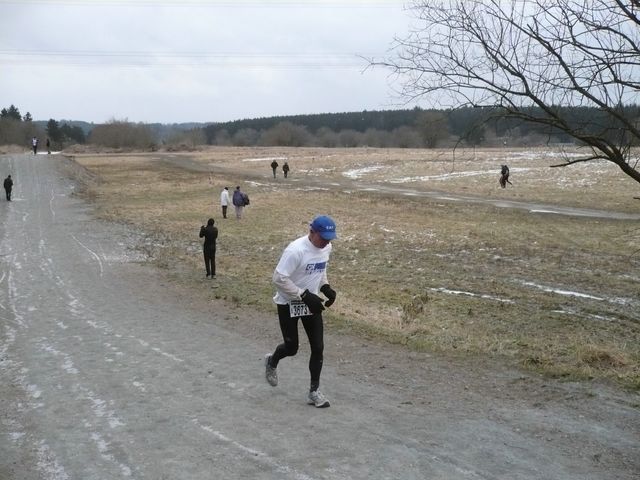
[
  {"xmin": 0, "ymin": 49, "xmax": 376, "ymax": 68},
  {"xmin": 0, "ymin": 0, "xmax": 403, "ymax": 7}
]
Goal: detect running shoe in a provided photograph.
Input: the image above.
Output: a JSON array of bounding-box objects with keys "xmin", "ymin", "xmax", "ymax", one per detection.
[
  {"xmin": 307, "ymin": 389, "xmax": 330, "ymax": 408},
  {"xmin": 264, "ymin": 354, "xmax": 278, "ymax": 387}
]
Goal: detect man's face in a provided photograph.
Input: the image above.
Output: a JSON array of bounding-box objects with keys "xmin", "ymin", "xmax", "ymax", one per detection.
[{"xmin": 309, "ymin": 230, "xmax": 331, "ymax": 249}]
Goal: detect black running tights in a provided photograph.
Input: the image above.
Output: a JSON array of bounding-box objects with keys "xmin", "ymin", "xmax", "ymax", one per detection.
[{"xmin": 271, "ymin": 304, "xmax": 324, "ymax": 391}]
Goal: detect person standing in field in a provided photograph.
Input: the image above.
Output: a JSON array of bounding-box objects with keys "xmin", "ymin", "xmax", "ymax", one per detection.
[
  {"xmin": 3, "ymin": 174, "xmax": 13, "ymax": 201},
  {"xmin": 264, "ymin": 215, "xmax": 338, "ymax": 408},
  {"xmin": 499, "ymin": 164, "xmax": 512, "ymax": 188},
  {"xmin": 199, "ymin": 218, "xmax": 218, "ymax": 278},
  {"xmin": 282, "ymin": 161, "xmax": 290, "ymax": 178},
  {"xmin": 232, "ymin": 185, "xmax": 248, "ymax": 219},
  {"xmin": 31, "ymin": 136, "xmax": 38, "ymax": 154},
  {"xmin": 270, "ymin": 159, "xmax": 279, "ymax": 178},
  {"xmin": 46, "ymin": 138, "xmax": 51, "ymax": 154},
  {"xmin": 220, "ymin": 186, "xmax": 230, "ymax": 219}
]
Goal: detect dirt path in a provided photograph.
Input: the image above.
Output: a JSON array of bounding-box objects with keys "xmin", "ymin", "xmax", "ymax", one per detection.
[
  {"xmin": 1, "ymin": 153, "xmax": 638, "ymax": 479},
  {"xmin": 153, "ymin": 152, "xmax": 640, "ymax": 220}
]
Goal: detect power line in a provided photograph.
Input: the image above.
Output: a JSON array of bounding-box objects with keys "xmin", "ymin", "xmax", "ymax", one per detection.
[
  {"xmin": 0, "ymin": 49, "xmax": 375, "ymax": 58},
  {"xmin": 0, "ymin": 0, "xmax": 403, "ymax": 7},
  {"xmin": 0, "ymin": 49, "xmax": 376, "ymax": 68}
]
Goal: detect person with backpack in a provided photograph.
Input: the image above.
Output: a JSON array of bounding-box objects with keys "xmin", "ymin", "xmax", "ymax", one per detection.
[
  {"xmin": 499, "ymin": 164, "xmax": 512, "ymax": 188},
  {"xmin": 232, "ymin": 185, "xmax": 248, "ymax": 219},
  {"xmin": 270, "ymin": 159, "xmax": 279, "ymax": 178},
  {"xmin": 282, "ymin": 161, "xmax": 290, "ymax": 178},
  {"xmin": 264, "ymin": 215, "xmax": 338, "ymax": 408}
]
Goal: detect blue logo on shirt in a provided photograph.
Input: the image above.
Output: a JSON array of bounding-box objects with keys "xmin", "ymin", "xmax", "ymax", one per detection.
[{"xmin": 305, "ymin": 261, "xmax": 327, "ymax": 274}]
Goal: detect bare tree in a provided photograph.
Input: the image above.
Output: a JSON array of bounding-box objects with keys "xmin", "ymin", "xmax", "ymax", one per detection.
[
  {"xmin": 377, "ymin": 0, "xmax": 640, "ymax": 184},
  {"xmin": 232, "ymin": 128, "xmax": 260, "ymax": 146},
  {"xmin": 260, "ymin": 121, "xmax": 310, "ymax": 147},
  {"xmin": 89, "ymin": 119, "xmax": 155, "ymax": 150},
  {"xmin": 415, "ymin": 110, "xmax": 450, "ymax": 148}
]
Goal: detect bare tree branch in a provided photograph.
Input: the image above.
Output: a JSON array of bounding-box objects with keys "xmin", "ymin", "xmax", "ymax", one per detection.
[{"xmin": 371, "ymin": 0, "xmax": 640, "ymax": 185}]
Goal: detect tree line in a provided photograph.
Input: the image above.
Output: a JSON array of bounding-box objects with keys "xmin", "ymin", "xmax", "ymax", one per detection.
[
  {"xmin": 0, "ymin": 105, "xmax": 86, "ymax": 149},
  {"xmin": 2, "ymin": 103, "xmax": 638, "ymax": 151}
]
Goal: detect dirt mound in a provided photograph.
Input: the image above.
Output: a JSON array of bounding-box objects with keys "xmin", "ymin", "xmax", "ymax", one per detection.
[{"xmin": 0, "ymin": 144, "xmax": 28, "ymax": 154}]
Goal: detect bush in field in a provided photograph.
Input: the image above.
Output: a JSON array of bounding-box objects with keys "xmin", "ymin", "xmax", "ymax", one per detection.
[
  {"xmin": 88, "ymin": 119, "xmax": 156, "ymax": 149},
  {"xmin": 232, "ymin": 128, "xmax": 260, "ymax": 146},
  {"xmin": 315, "ymin": 127, "xmax": 339, "ymax": 147},
  {"xmin": 166, "ymin": 128, "xmax": 206, "ymax": 149},
  {"xmin": 260, "ymin": 121, "xmax": 310, "ymax": 147},
  {"xmin": 337, "ymin": 129, "xmax": 362, "ymax": 147},
  {"xmin": 415, "ymin": 110, "xmax": 449, "ymax": 148},
  {"xmin": 362, "ymin": 128, "xmax": 392, "ymax": 148},
  {"xmin": 214, "ymin": 129, "xmax": 231, "ymax": 146},
  {"xmin": 391, "ymin": 126, "xmax": 423, "ymax": 148}
]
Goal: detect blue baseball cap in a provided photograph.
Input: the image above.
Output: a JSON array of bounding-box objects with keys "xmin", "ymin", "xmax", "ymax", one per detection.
[{"xmin": 310, "ymin": 215, "xmax": 337, "ymax": 240}]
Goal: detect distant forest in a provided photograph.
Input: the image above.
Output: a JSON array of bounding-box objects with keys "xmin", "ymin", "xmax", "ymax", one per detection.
[
  {"xmin": 202, "ymin": 105, "xmax": 640, "ymax": 149},
  {"xmin": 2, "ymin": 104, "xmax": 638, "ymax": 150}
]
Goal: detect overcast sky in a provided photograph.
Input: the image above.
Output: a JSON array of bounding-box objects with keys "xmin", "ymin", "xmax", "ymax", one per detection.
[{"xmin": 1, "ymin": 0, "xmax": 418, "ymax": 124}]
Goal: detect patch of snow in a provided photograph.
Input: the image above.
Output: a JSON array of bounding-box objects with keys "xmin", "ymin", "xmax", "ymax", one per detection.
[
  {"xmin": 429, "ymin": 287, "xmax": 514, "ymax": 303},
  {"xmin": 343, "ymin": 165, "xmax": 385, "ymax": 179},
  {"xmin": 520, "ymin": 281, "xmax": 603, "ymax": 300},
  {"xmin": 36, "ymin": 442, "xmax": 69, "ymax": 480},
  {"xmin": 241, "ymin": 156, "xmax": 287, "ymax": 162}
]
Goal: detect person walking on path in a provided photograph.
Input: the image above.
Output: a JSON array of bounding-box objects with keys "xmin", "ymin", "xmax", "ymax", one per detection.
[
  {"xmin": 264, "ymin": 215, "xmax": 338, "ymax": 408},
  {"xmin": 499, "ymin": 164, "xmax": 512, "ymax": 188},
  {"xmin": 31, "ymin": 136, "xmax": 38, "ymax": 155},
  {"xmin": 3, "ymin": 174, "xmax": 13, "ymax": 201},
  {"xmin": 282, "ymin": 161, "xmax": 290, "ymax": 178},
  {"xmin": 46, "ymin": 138, "xmax": 51, "ymax": 154},
  {"xmin": 199, "ymin": 218, "xmax": 218, "ymax": 278},
  {"xmin": 232, "ymin": 185, "xmax": 248, "ymax": 219},
  {"xmin": 270, "ymin": 160, "xmax": 279, "ymax": 178},
  {"xmin": 220, "ymin": 186, "xmax": 230, "ymax": 219}
]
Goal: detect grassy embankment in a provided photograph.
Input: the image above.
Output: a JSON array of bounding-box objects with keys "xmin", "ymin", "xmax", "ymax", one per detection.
[{"xmin": 70, "ymin": 147, "xmax": 640, "ymax": 389}]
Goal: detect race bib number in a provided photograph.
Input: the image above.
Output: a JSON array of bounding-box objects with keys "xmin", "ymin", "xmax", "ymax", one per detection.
[{"xmin": 289, "ymin": 300, "xmax": 311, "ymax": 318}]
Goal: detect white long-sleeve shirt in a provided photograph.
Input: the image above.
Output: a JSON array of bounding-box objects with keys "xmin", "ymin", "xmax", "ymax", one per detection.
[
  {"xmin": 220, "ymin": 189, "xmax": 229, "ymax": 206},
  {"xmin": 272, "ymin": 234, "xmax": 330, "ymax": 305}
]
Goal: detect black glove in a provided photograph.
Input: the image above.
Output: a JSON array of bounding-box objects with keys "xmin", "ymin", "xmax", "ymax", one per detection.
[
  {"xmin": 301, "ymin": 289, "xmax": 325, "ymax": 314},
  {"xmin": 320, "ymin": 284, "xmax": 336, "ymax": 307}
]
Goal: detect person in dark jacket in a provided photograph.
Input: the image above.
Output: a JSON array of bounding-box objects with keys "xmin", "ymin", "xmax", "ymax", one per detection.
[
  {"xmin": 199, "ymin": 218, "xmax": 218, "ymax": 277},
  {"xmin": 3, "ymin": 174, "xmax": 13, "ymax": 201},
  {"xmin": 232, "ymin": 185, "xmax": 247, "ymax": 219},
  {"xmin": 270, "ymin": 160, "xmax": 279, "ymax": 178},
  {"xmin": 499, "ymin": 165, "xmax": 512, "ymax": 188},
  {"xmin": 282, "ymin": 161, "xmax": 290, "ymax": 178}
]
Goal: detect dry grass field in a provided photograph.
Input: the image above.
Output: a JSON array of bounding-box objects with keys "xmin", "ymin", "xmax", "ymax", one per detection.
[{"xmin": 68, "ymin": 146, "xmax": 640, "ymax": 389}]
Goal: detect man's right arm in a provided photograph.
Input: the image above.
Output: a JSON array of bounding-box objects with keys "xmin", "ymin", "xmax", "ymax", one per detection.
[{"xmin": 273, "ymin": 270, "xmax": 303, "ymax": 300}]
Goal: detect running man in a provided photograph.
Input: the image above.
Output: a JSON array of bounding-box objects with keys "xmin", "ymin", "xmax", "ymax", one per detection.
[{"xmin": 264, "ymin": 215, "xmax": 338, "ymax": 408}]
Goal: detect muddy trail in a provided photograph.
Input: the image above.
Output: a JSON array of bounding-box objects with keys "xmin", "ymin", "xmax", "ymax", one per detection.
[{"xmin": 2, "ymin": 152, "xmax": 637, "ymax": 479}]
